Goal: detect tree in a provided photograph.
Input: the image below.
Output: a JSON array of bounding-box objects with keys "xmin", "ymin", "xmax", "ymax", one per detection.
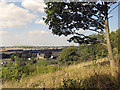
[
  {"xmin": 45, "ymin": 51, "xmax": 52, "ymax": 58},
  {"xmin": 57, "ymin": 46, "xmax": 79, "ymax": 65},
  {"xmin": 89, "ymin": 34, "xmax": 108, "ymax": 59},
  {"xmin": 11, "ymin": 54, "xmax": 15, "ymax": 62},
  {"xmin": 44, "ymin": 1, "xmax": 119, "ymax": 76},
  {"xmin": 110, "ymin": 29, "xmax": 120, "ymax": 49}
]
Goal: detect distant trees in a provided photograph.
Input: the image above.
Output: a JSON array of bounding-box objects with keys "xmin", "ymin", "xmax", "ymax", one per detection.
[
  {"xmin": 2, "ymin": 53, "xmax": 11, "ymax": 59},
  {"xmin": 10, "ymin": 55, "xmax": 15, "ymax": 62},
  {"xmin": 2, "ymin": 56, "xmax": 36, "ymax": 81},
  {"xmin": 45, "ymin": 51, "xmax": 52, "ymax": 58},
  {"xmin": 57, "ymin": 46, "xmax": 79, "ymax": 65}
]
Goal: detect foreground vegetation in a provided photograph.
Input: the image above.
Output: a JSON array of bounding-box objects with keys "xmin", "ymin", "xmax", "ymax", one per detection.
[{"xmin": 2, "ymin": 57, "xmax": 119, "ymax": 88}]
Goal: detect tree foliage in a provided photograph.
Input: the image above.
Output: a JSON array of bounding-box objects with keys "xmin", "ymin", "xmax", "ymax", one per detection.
[
  {"xmin": 110, "ymin": 29, "xmax": 120, "ymax": 49},
  {"xmin": 45, "ymin": 51, "xmax": 52, "ymax": 58},
  {"xmin": 44, "ymin": 2, "xmax": 117, "ymax": 44},
  {"xmin": 57, "ymin": 46, "xmax": 79, "ymax": 65}
]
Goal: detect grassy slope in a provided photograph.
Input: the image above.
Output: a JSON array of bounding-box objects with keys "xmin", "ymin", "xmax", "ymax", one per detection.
[{"xmin": 2, "ymin": 57, "xmax": 118, "ymax": 88}]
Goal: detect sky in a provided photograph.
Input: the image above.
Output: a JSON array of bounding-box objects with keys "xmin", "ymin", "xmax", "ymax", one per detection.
[{"xmin": 0, "ymin": 0, "xmax": 119, "ymax": 46}]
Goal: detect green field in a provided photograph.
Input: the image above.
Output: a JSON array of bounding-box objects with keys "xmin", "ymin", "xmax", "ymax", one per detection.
[{"xmin": 36, "ymin": 60, "xmax": 58, "ymax": 66}]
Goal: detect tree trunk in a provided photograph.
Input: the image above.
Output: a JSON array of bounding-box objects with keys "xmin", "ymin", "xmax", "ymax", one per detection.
[{"xmin": 105, "ymin": 13, "xmax": 117, "ymax": 77}]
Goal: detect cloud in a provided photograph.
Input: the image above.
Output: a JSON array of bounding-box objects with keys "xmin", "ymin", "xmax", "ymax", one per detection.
[
  {"xmin": 28, "ymin": 30, "xmax": 49, "ymax": 35},
  {"xmin": 22, "ymin": 0, "xmax": 46, "ymax": 13},
  {"xmin": 35, "ymin": 19, "xmax": 46, "ymax": 25},
  {"xmin": 0, "ymin": 31, "xmax": 20, "ymax": 46},
  {"xmin": 75, "ymin": 29, "xmax": 85, "ymax": 33},
  {"xmin": 0, "ymin": 1, "xmax": 36, "ymax": 28},
  {"xmin": 0, "ymin": 30, "xmax": 77, "ymax": 46},
  {"xmin": 27, "ymin": 30, "xmax": 76, "ymax": 46},
  {"xmin": 0, "ymin": 31, "xmax": 10, "ymax": 35}
]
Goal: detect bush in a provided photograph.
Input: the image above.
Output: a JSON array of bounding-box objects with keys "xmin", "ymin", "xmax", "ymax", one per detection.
[
  {"xmin": 61, "ymin": 79, "xmax": 79, "ymax": 88},
  {"xmin": 57, "ymin": 46, "xmax": 79, "ymax": 65},
  {"xmin": 78, "ymin": 43, "xmax": 108, "ymax": 62},
  {"xmin": 2, "ymin": 57, "xmax": 37, "ymax": 81},
  {"xmin": 36, "ymin": 65, "xmax": 61, "ymax": 74},
  {"xmin": 60, "ymin": 74, "xmax": 119, "ymax": 89},
  {"xmin": 36, "ymin": 60, "xmax": 58, "ymax": 66}
]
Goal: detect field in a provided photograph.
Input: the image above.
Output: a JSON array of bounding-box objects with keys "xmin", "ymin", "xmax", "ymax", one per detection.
[{"xmin": 36, "ymin": 60, "xmax": 58, "ymax": 66}]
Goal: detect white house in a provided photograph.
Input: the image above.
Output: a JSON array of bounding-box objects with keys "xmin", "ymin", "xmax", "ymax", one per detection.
[
  {"xmin": 51, "ymin": 55, "xmax": 54, "ymax": 59},
  {"xmin": 1, "ymin": 62, "xmax": 7, "ymax": 65},
  {"xmin": 37, "ymin": 53, "xmax": 45, "ymax": 59},
  {"xmin": 28, "ymin": 58, "xmax": 32, "ymax": 60}
]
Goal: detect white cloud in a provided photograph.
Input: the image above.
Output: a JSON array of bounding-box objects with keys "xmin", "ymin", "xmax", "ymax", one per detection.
[
  {"xmin": 0, "ymin": 31, "xmax": 20, "ymax": 46},
  {"xmin": 28, "ymin": 30, "xmax": 49, "ymax": 35},
  {"xmin": 0, "ymin": 1, "xmax": 36, "ymax": 28},
  {"xmin": 0, "ymin": 30, "xmax": 77, "ymax": 46},
  {"xmin": 27, "ymin": 30, "xmax": 76, "ymax": 46},
  {"xmin": 22, "ymin": 0, "xmax": 46, "ymax": 13},
  {"xmin": 75, "ymin": 29, "xmax": 85, "ymax": 33},
  {"xmin": 0, "ymin": 31, "xmax": 10, "ymax": 35},
  {"xmin": 42, "ymin": 16, "xmax": 46, "ymax": 18},
  {"xmin": 35, "ymin": 19, "xmax": 45, "ymax": 25}
]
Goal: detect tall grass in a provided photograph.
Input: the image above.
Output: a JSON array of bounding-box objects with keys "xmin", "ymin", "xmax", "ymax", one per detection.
[{"xmin": 2, "ymin": 57, "xmax": 119, "ymax": 88}]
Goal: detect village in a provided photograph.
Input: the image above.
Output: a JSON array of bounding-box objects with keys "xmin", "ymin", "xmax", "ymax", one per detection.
[{"xmin": 0, "ymin": 46, "xmax": 65, "ymax": 66}]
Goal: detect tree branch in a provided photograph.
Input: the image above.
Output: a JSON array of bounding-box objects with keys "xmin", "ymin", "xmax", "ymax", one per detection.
[
  {"xmin": 89, "ymin": 29, "xmax": 100, "ymax": 33},
  {"xmin": 109, "ymin": 2, "xmax": 116, "ymax": 7},
  {"xmin": 100, "ymin": 43, "xmax": 107, "ymax": 46},
  {"xmin": 96, "ymin": 20, "xmax": 105, "ymax": 28},
  {"xmin": 108, "ymin": 3, "xmax": 120, "ymax": 14},
  {"xmin": 89, "ymin": 17, "xmax": 105, "ymax": 28},
  {"xmin": 88, "ymin": 17, "xmax": 106, "ymax": 37},
  {"xmin": 96, "ymin": 25, "xmax": 106, "ymax": 38},
  {"xmin": 88, "ymin": 17, "xmax": 106, "ymax": 38},
  {"xmin": 74, "ymin": 31, "xmax": 85, "ymax": 36},
  {"xmin": 91, "ymin": 3, "xmax": 105, "ymax": 16},
  {"xmin": 108, "ymin": 15, "xmax": 113, "ymax": 19},
  {"xmin": 86, "ymin": 7, "xmax": 105, "ymax": 24}
]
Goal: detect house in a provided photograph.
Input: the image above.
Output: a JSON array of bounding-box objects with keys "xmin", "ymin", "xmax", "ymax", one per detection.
[
  {"xmin": 1, "ymin": 62, "xmax": 8, "ymax": 65},
  {"xmin": 37, "ymin": 53, "xmax": 45, "ymax": 59},
  {"xmin": 51, "ymin": 55, "xmax": 54, "ymax": 59},
  {"xmin": 28, "ymin": 58, "xmax": 32, "ymax": 60}
]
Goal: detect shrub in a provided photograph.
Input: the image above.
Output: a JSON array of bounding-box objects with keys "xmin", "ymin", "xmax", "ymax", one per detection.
[
  {"xmin": 61, "ymin": 79, "xmax": 79, "ymax": 88},
  {"xmin": 36, "ymin": 65, "xmax": 61, "ymax": 74},
  {"xmin": 57, "ymin": 46, "xmax": 79, "ymax": 65},
  {"xmin": 60, "ymin": 74, "xmax": 119, "ymax": 89},
  {"xmin": 36, "ymin": 60, "xmax": 58, "ymax": 66}
]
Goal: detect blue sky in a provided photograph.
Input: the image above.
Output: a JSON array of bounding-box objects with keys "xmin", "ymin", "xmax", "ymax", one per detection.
[{"xmin": 0, "ymin": 1, "xmax": 119, "ymax": 46}]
